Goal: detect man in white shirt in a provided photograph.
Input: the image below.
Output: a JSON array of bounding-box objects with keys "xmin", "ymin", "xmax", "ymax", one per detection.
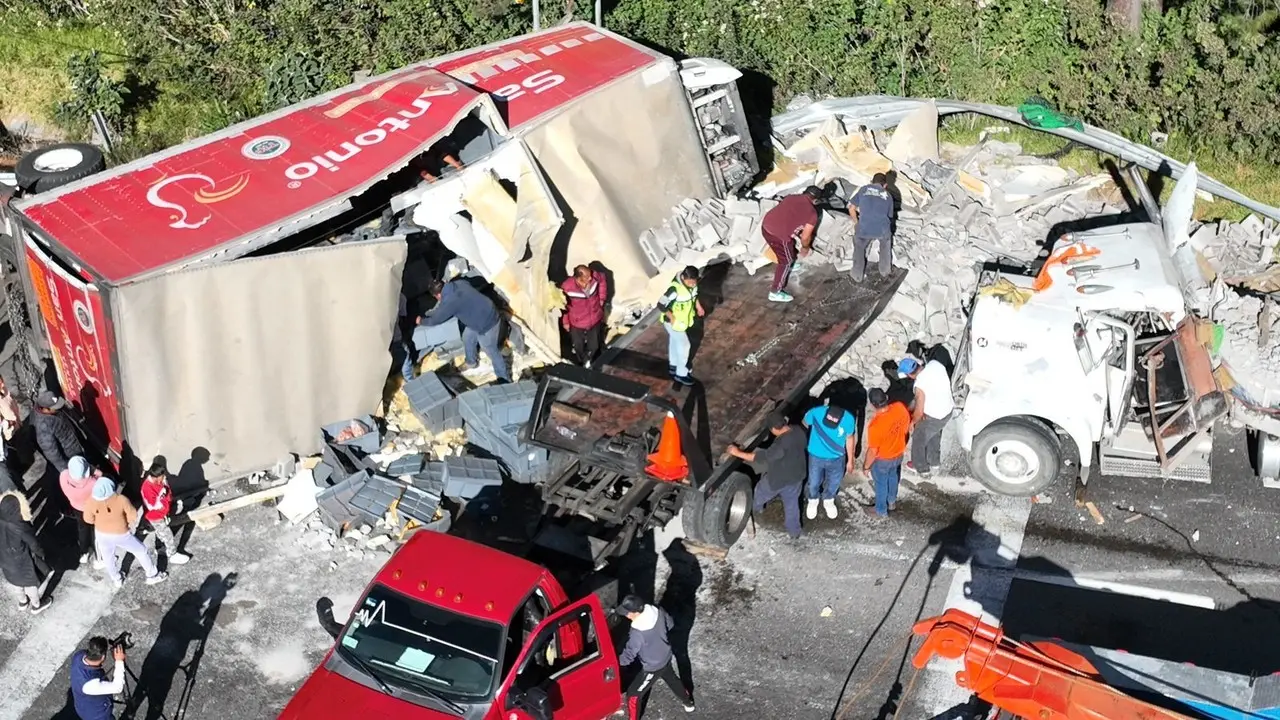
[
  {"xmin": 70, "ymin": 636, "xmax": 125, "ymax": 719},
  {"xmin": 899, "ymin": 357, "xmax": 954, "ymax": 477}
]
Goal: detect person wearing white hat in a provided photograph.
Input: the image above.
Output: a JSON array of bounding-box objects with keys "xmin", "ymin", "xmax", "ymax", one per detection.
[{"xmin": 82, "ymin": 477, "xmax": 166, "ymax": 588}]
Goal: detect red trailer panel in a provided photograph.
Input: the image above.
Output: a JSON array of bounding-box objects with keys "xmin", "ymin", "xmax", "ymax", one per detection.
[{"xmin": 23, "ymin": 242, "xmax": 123, "ymax": 453}]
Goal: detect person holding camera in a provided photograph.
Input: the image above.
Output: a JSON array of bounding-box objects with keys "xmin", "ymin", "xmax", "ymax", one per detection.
[{"xmin": 70, "ymin": 636, "xmax": 126, "ymax": 720}]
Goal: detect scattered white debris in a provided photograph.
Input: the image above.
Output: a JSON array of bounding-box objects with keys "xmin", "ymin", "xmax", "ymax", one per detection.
[
  {"xmin": 1192, "ymin": 529, "xmax": 1201, "ymax": 543},
  {"xmin": 820, "ymin": 605, "xmax": 833, "ymax": 617}
]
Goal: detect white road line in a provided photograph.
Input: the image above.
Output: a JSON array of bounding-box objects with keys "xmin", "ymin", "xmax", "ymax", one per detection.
[
  {"xmin": 0, "ymin": 573, "xmax": 114, "ymax": 720},
  {"xmin": 1012, "ymin": 570, "xmax": 1218, "ymax": 609},
  {"xmin": 914, "ymin": 493, "xmax": 1033, "ymax": 718}
]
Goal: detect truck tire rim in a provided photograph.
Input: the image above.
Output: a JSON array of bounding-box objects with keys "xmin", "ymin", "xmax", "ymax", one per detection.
[
  {"xmin": 32, "ymin": 148, "xmax": 84, "ymax": 173},
  {"xmin": 986, "ymin": 441, "xmax": 1040, "ymax": 484},
  {"xmin": 724, "ymin": 487, "xmax": 749, "ymax": 535}
]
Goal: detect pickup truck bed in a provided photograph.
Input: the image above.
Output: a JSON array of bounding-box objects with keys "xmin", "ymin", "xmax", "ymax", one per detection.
[{"xmin": 587, "ymin": 260, "xmax": 906, "ymax": 461}]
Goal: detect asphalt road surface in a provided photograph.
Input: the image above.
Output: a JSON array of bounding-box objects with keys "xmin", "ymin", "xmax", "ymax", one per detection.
[{"xmin": 1, "ymin": 425, "xmax": 1276, "ymax": 720}]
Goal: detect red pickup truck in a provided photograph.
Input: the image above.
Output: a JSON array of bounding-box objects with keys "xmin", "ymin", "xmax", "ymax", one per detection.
[{"xmin": 281, "ymin": 530, "xmax": 625, "ymax": 720}]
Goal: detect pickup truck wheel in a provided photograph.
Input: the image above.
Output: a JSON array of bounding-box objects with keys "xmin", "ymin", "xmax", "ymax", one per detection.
[
  {"xmin": 15, "ymin": 143, "xmax": 106, "ymax": 194},
  {"xmin": 970, "ymin": 418, "xmax": 1061, "ymax": 496},
  {"xmin": 700, "ymin": 471, "xmax": 752, "ymax": 548}
]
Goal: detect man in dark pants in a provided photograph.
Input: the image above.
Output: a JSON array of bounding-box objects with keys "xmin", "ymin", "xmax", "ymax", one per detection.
[
  {"xmin": 70, "ymin": 636, "xmax": 125, "ymax": 719},
  {"xmin": 410, "ymin": 279, "xmax": 510, "ymax": 382},
  {"xmin": 615, "ymin": 595, "xmax": 696, "ymax": 718},
  {"xmin": 559, "ymin": 264, "xmax": 608, "ymax": 368},
  {"xmin": 759, "ymin": 185, "xmax": 822, "ymax": 303},
  {"xmin": 850, "ymin": 173, "xmax": 895, "ymax": 282},
  {"xmin": 727, "ymin": 412, "xmax": 807, "ymax": 539},
  {"xmin": 32, "ymin": 390, "xmax": 83, "ymax": 474},
  {"xmin": 900, "ymin": 357, "xmax": 954, "ymax": 478}
]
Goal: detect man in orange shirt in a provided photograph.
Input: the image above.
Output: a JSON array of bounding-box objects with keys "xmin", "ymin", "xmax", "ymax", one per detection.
[{"xmin": 861, "ymin": 388, "xmax": 910, "ymax": 519}]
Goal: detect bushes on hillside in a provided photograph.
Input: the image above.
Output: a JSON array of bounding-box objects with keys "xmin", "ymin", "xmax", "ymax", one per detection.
[{"xmin": 35, "ymin": 0, "xmax": 1280, "ymax": 164}]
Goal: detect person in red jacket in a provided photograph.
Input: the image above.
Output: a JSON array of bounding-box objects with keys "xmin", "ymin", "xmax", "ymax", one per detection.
[
  {"xmin": 560, "ymin": 265, "xmax": 608, "ymax": 368},
  {"xmin": 141, "ymin": 458, "xmax": 190, "ymax": 567}
]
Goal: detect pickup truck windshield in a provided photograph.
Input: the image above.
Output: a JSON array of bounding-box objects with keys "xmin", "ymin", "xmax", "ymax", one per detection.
[{"xmin": 340, "ymin": 584, "xmax": 503, "ymax": 701}]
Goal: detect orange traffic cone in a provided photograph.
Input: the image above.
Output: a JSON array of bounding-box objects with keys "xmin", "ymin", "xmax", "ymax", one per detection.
[{"xmin": 646, "ymin": 412, "xmax": 689, "ymax": 482}]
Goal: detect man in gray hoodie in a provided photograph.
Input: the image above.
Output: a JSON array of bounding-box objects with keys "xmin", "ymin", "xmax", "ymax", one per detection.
[{"xmin": 615, "ymin": 595, "xmax": 695, "ymax": 718}]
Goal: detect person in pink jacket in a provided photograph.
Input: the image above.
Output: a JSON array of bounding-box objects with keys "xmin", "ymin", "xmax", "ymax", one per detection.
[
  {"xmin": 59, "ymin": 456, "xmax": 102, "ymax": 567},
  {"xmin": 560, "ymin": 265, "xmax": 608, "ymax": 368}
]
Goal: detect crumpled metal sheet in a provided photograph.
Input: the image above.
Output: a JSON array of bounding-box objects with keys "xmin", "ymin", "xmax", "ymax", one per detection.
[{"xmin": 771, "ymin": 95, "xmax": 1280, "ymax": 223}]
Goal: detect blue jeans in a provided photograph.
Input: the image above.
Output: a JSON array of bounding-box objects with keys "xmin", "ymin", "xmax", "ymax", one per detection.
[
  {"xmin": 464, "ymin": 322, "xmax": 510, "ymax": 382},
  {"xmin": 870, "ymin": 457, "xmax": 902, "ymax": 516},
  {"xmin": 665, "ymin": 324, "xmax": 691, "ymax": 377},
  {"xmin": 807, "ymin": 455, "xmax": 846, "ymax": 500},
  {"xmin": 754, "ymin": 480, "xmax": 802, "ymax": 538}
]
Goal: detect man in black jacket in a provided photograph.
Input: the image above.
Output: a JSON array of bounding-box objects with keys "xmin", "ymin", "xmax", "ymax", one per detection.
[
  {"xmin": 615, "ymin": 595, "xmax": 695, "ymax": 718},
  {"xmin": 32, "ymin": 390, "xmax": 83, "ymax": 473}
]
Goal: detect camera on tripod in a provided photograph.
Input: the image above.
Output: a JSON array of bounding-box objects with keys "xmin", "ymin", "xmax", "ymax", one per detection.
[{"xmin": 110, "ymin": 631, "xmax": 135, "ymax": 653}]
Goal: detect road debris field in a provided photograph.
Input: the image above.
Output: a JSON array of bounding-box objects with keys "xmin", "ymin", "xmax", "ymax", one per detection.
[{"xmin": 5, "ymin": 19, "xmax": 1280, "ymax": 720}]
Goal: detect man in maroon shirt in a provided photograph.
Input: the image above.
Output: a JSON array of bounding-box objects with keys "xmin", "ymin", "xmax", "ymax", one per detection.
[{"xmin": 760, "ymin": 185, "xmax": 823, "ymax": 303}]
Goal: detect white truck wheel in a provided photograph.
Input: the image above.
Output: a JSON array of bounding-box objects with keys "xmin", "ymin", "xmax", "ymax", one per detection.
[{"xmin": 969, "ymin": 418, "xmax": 1061, "ymax": 496}]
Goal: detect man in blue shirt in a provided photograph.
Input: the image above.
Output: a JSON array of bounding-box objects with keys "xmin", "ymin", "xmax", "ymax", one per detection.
[
  {"xmin": 850, "ymin": 172, "xmax": 896, "ymax": 282},
  {"xmin": 801, "ymin": 400, "xmax": 857, "ymax": 520},
  {"xmin": 411, "ymin": 279, "xmax": 510, "ymax": 382}
]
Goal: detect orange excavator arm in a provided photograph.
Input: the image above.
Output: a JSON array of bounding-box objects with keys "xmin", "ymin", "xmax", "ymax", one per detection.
[{"xmin": 911, "ymin": 609, "xmax": 1194, "ymax": 720}]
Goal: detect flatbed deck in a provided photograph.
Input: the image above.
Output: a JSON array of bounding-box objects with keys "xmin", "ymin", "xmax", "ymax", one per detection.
[{"xmin": 584, "ymin": 260, "xmax": 906, "ymax": 463}]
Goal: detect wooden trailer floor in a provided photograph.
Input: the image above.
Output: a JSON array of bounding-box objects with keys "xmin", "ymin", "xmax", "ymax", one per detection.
[{"xmin": 579, "ymin": 261, "xmax": 906, "ymax": 460}]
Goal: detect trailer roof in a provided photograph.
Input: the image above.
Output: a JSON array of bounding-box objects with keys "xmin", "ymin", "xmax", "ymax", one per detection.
[{"xmin": 14, "ymin": 23, "xmax": 662, "ymax": 285}]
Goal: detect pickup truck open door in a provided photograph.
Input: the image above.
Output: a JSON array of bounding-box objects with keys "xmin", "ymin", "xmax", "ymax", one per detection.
[{"xmin": 498, "ymin": 596, "xmax": 622, "ymax": 720}]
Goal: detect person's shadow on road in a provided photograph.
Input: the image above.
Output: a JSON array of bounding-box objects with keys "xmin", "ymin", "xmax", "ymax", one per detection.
[
  {"xmin": 659, "ymin": 539, "xmax": 705, "ymax": 695},
  {"xmin": 122, "ymin": 572, "xmax": 237, "ymax": 720}
]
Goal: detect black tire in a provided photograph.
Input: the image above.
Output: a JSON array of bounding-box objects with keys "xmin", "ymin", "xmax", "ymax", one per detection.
[
  {"xmin": 969, "ymin": 417, "xmax": 1062, "ymax": 496},
  {"xmin": 15, "ymin": 143, "xmax": 106, "ymax": 194},
  {"xmin": 680, "ymin": 490, "xmax": 707, "ymax": 543},
  {"xmin": 699, "ymin": 471, "xmax": 752, "ymax": 548}
]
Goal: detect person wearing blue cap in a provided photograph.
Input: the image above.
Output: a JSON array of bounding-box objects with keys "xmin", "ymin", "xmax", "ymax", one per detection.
[
  {"xmin": 801, "ymin": 399, "xmax": 857, "ymax": 520},
  {"xmin": 899, "ymin": 355, "xmax": 954, "ymax": 477},
  {"xmin": 82, "ymin": 477, "xmax": 166, "ymax": 589}
]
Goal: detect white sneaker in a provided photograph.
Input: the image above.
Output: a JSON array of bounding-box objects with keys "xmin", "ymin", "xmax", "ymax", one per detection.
[
  {"xmin": 168, "ymin": 552, "xmax": 191, "ymax": 566},
  {"xmin": 78, "ymin": 552, "xmax": 91, "ymax": 567},
  {"xmin": 145, "ymin": 572, "xmax": 168, "ymax": 586},
  {"xmin": 805, "ymin": 499, "xmax": 819, "ymax": 520},
  {"xmin": 823, "ymin": 498, "xmax": 838, "ymax": 519},
  {"xmin": 584, "ymin": 360, "xmax": 592, "ymax": 370},
  {"xmin": 92, "ymin": 557, "xmax": 105, "ymax": 570}
]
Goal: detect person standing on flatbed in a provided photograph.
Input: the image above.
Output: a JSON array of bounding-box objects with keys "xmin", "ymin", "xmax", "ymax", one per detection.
[
  {"xmin": 658, "ymin": 266, "xmax": 705, "ymax": 387},
  {"xmin": 760, "ymin": 185, "xmax": 823, "ymax": 303},
  {"xmin": 850, "ymin": 173, "xmax": 896, "ymax": 282}
]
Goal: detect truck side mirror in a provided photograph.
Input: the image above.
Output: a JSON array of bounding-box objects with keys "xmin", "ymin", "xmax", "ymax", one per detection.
[
  {"xmin": 316, "ymin": 596, "xmax": 343, "ymax": 640},
  {"xmin": 506, "ymin": 686, "xmax": 552, "ymax": 720}
]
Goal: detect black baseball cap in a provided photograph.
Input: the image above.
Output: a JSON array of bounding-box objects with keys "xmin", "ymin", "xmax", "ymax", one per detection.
[{"xmin": 822, "ymin": 404, "xmax": 845, "ymax": 428}]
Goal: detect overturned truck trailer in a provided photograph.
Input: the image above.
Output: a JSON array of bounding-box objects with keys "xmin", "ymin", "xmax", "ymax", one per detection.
[{"xmin": 0, "ymin": 22, "xmax": 758, "ymax": 481}]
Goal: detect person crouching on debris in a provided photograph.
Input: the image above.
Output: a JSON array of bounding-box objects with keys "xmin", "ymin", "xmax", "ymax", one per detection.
[
  {"xmin": 861, "ymin": 389, "xmax": 911, "ymax": 520},
  {"xmin": 83, "ymin": 477, "xmax": 166, "ymax": 589},
  {"xmin": 850, "ymin": 172, "xmax": 895, "ymax": 282},
  {"xmin": 658, "ymin": 266, "xmax": 705, "ymax": 387},
  {"xmin": 141, "ymin": 458, "xmax": 191, "ymax": 567},
  {"xmin": 560, "ymin": 264, "xmax": 608, "ymax": 369},
  {"xmin": 70, "ymin": 636, "xmax": 125, "ymax": 720},
  {"xmin": 0, "ymin": 490, "xmax": 50, "ymax": 614},
  {"xmin": 760, "ymin": 185, "xmax": 822, "ymax": 303},
  {"xmin": 60, "ymin": 456, "xmax": 102, "ymax": 568},
  {"xmin": 727, "ymin": 412, "xmax": 807, "ymax": 539},
  {"xmin": 414, "ymin": 279, "xmax": 511, "ymax": 383},
  {"xmin": 615, "ymin": 595, "xmax": 696, "ymax": 718}
]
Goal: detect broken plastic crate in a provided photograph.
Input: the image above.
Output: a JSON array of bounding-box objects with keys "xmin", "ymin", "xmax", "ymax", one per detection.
[
  {"xmin": 347, "ymin": 473, "xmax": 405, "ymax": 521},
  {"xmin": 411, "ymin": 461, "xmax": 447, "ymax": 494},
  {"xmin": 442, "ymin": 456, "xmax": 503, "ymax": 500},
  {"xmin": 315, "ymin": 471, "xmax": 370, "ymax": 530},
  {"xmin": 480, "ymin": 381, "xmax": 538, "ymax": 426},
  {"xmin": 320, "ymin": 440, "xmax": 376, "ymax": 485},
  {"xmin": 403, "ymin": 372, "xmax": 463, "ymax": 432},
  {"xmin": 385, "ymin": 453, "xmax": 427, "ymax": 478},
  {"xmin": 416, "ymin": 317, "xmax": 463, "ymax": 351},
  {"xmin": 320, "ymin": 415, "xmax": 384, "ymax": 456},
  {"xmin": 397, "ymin": 483, "xmax": 444, "ymax": 525}
]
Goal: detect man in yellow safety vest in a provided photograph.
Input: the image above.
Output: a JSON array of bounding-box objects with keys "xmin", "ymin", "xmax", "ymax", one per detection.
[{"xmin": 657, "ymin": 266, "xmax": 705, "ymax": 386}]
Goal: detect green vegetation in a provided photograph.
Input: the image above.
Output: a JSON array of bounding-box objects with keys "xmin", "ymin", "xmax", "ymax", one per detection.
[{"xmin": 2, "ymin": 0, "xmax": 1277, "ymax": 216}]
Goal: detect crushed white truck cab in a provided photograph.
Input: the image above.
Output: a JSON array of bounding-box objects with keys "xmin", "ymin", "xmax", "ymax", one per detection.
[{"xmin": 952, "ymin": 166, "xmax": 1243, "ymax": 495}]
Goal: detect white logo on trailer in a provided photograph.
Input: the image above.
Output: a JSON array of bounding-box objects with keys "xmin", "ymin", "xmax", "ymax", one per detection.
[{"xmin": 241, "ymin": 136, "xmax": 291, "ymax": 160}]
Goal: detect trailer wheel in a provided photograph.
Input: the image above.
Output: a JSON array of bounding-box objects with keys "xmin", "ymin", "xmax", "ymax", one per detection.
[
  {"xmin": 970, "ymin": 418, "xmax": 1061, "ymax": 496},
  {"xmin": 15, "ymin": 143, "xmax": 106, "ymax": 194},
  {"xmin": 700, "ymin": 471, "xmax": 752, "ymax": 548}
]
